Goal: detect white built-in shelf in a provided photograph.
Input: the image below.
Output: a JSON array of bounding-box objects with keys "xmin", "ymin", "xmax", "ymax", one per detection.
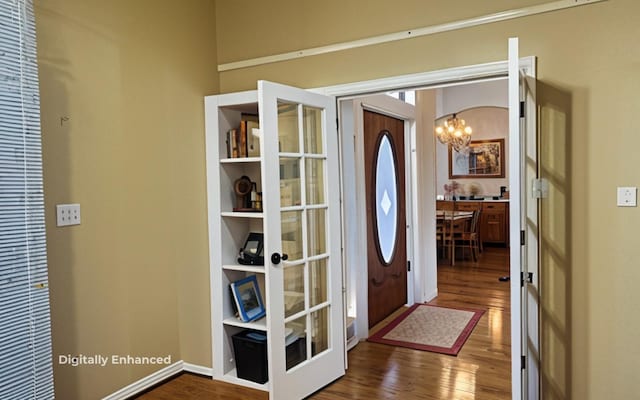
[
  {"xmin": 221, "ymin": 211, "xmax": 264, "ymax": 219},
  {"xmin": 220, "ymin": 368, "xmax": 268, "ymax": 391},
  {"xmin": 223, "ymin": 264, "xmax": 265, "ymax": 273},
  {"xmin": 220, "ymin": 157, "xmax": 261, "ymax": 164},
  {"xmin": 223, "ymin": 316, "xmax": 267, "ymax": 331}
]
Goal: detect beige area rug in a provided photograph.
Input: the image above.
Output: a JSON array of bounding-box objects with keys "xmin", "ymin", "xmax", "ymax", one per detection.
[{"xmin": 367, "ymin": 303, "xmax": 485, "ymax": 355}]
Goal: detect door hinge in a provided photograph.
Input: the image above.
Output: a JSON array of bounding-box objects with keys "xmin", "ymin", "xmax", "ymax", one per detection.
[
  {"xmin": 521, "ymin": 355, "xmax": 526, "ymax": 370},
  {"xmin": 520, "ymin": 230, "xmax": 525, "ymax": 246},
  {"xmin": 407, "ymin": 260, "xmax": 411, "ymax": 272},
  {"xmin": 532, "ymin": 178, "xmax": 549, "ymax": 199},
  {"xmin": 521, "ymin": 272, "xmax": 533, "ymax": 287},
  {"xmin": 519, "ymin": 101, "xmax": 525, "ymax": 118}
]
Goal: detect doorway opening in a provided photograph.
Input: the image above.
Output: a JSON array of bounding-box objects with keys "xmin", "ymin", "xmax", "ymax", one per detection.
[
  {"xmin": 336, "ymin": 77, "xmax": 510, "ymax": 340},
  {"xmin": 314, "ymin": 53, "xmax": 536, "ymax": 398}
]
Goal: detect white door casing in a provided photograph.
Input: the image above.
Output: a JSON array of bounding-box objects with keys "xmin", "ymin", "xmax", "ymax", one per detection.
[
  {"xmin": 315, "ymin": 42, "xmax": 537, "ymax": 399},
  {"xmin": 338, "ymin": 95, "xmax": 416, "ymax": 341}
]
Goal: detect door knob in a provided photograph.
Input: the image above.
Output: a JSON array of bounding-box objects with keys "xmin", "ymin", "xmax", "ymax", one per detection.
[{"xmin": 271, "ymin": 252, "xmax": 289, "ymax": 265}]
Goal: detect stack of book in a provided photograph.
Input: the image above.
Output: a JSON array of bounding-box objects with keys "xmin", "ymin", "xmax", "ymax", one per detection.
[{"xmin": 227, "ymin": 115, "xmax": 261, "ymax": 158}]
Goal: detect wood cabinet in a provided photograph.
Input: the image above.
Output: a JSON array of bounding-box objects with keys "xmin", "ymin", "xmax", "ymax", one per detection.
[
  {"xmin": 443, "ymin": 200, "xmax": 509, "ymax": 246},
  {"xmin": 480, "ymin": 202, "xmax": 509, "ymax": 246}
]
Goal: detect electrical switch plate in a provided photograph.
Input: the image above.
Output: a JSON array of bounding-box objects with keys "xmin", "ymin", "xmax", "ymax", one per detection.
[
  {"xmin": 617, "ymin": 187, "xmax": 637, "ymax": 207},
  {"xmin": 56, "ymin": 203, "xmax": 81, "ymax": 226}
]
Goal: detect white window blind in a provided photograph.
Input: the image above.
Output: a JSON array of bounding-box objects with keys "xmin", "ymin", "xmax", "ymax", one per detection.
[{"xmin": 0, "ymin": 0, "xmax": 54, "ymax": 398}]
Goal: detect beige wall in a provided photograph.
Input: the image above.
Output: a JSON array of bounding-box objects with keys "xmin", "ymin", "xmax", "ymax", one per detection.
[
  {"xmin": 32, "ymin": 0, "xmax": 640, "ymax": 398},
  {"xmin": 215, "ymin": 1, "xmax": 640, "ymax": 399},
  {"xmin": 35, "ymin": 0, "xmax": 217, "ymax": 398}
]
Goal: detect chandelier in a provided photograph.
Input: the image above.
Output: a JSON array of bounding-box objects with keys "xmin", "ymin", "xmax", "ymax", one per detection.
[{"xmin": 434, "ymin": 113, "xmax": 472, "ymax": 152}]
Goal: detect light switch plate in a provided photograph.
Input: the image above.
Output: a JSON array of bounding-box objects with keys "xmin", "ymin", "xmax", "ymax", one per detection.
[
  {"xmin": 56, "ymin": 203, "xmax": 81, "ymax": 226},
  {"xmin": 617, "ymin": 187, "xmax": 637, "ymax": 207}
]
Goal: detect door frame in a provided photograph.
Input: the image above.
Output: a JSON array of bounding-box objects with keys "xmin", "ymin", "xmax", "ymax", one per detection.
[
  {"xmin": 339, "ymin": 95, "xmax": 416, "ymax": 339},
  {"xmin": 312, "ymin": 54, "xmax": 535, "ymax": 400}
]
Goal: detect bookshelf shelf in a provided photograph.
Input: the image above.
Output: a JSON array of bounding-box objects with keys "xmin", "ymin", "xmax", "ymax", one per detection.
[
  {"xmin": 222, "ymin": 264, "xmax": 265, "ymax": 273},
  {"xmin": 220, "ymin": 157, "xmax": 261, "ymax": 164},
  {"xmin": 223, "ymin": 316, "xmax": 267, "ymax": 331},
  {"xmin": 205, "ymin": 81, "xmax": 344, "ymax": 399}
]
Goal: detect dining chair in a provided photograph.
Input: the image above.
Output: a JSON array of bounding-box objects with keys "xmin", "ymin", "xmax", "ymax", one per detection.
[
  {"xmin": 453, "ymin": 209, "xmax": 482, "ymax": 262},
  {"xmin": 436, "ymin": 200, "xmax": 455, "ymax": 259}
]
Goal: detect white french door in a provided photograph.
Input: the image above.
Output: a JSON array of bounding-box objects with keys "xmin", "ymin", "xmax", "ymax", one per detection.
[
  {"xmin": 259, "ymin": 81, "xmax": 345, "ymax": 400},
  {"xmin": 509, "ymin": 38, "xmax": 541, "ymax": 400}
]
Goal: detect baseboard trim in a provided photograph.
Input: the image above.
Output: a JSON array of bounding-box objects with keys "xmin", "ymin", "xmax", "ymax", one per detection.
[
  {"xmin": 102, "ymin": 361, "xmax": 213, "ymax": 399},
  {"xmin": 183, "ymin": 362, "xmax": 213, "ymax": 377},
  {"xmin": 424, "ymin": 288, "xmax": 438, "ymax": 302}
]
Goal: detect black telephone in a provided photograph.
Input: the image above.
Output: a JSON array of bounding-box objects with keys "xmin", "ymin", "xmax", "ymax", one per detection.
[{"xmin": 237, "ymin": 232, "xmax": 264, "ymax": 266}]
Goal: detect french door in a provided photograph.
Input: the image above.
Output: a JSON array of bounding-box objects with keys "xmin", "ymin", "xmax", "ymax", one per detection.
[
  {"xmin": 509, "ymin": 38, "xmax": 541, "ymax": 400},
  {"xmin": 259, "ymin": 81, "xmax": 345, "ymax": 400}
]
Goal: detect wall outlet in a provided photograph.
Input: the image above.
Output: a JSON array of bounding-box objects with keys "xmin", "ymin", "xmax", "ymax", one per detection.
[
  {"xmin": 56, "ymin": 203, "xmax": 81, "ymax": 226},
  {"xmin": 617, "ymin": 187, "xmax": 637, "ymax": 207}
]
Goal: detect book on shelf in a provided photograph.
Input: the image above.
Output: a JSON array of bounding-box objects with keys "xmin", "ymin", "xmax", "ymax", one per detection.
[
  {"xmin": 244, "ymin": 120, "xmax": 261, "ymax": 157},
  {"xmin": 238, "ymin": 121, "xmax": 248, "ymax": 157},
  {"xmin": 225, "ymin": 115, "xmax": 260, "ymax": 159},
  {"xmin": 227, "ymin": 128, "xmax": 238, "ymax": 158}
]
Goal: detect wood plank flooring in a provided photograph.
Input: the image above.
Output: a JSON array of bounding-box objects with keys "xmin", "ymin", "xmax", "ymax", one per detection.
[{"xmin": 135, "ymin": 247, "xmax": 511, "ymax": 400}]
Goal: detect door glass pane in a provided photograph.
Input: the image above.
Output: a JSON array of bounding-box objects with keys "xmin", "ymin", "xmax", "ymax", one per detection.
[
  {"xmin": 281, "ymin": 211, "xmax": 303, "ymax": 261},
  {"xmin": 284, "ymin": 264, "xmax": 305, "ymax": 318},
  {"xmin": 309, "ymin": 258, "xmax": 327, "ymax": 308},
  {"xmin": 286, "ymin": 316, "xmax": 307, "ymax": 370},
  {"xmin": 375, "ymin": 134, "xmax": 398, "ymax": 264},
  {"xmin": 306, "ymin": 208, "xmax": 326, "ymax": 257},
  {"xmin": 278, "ymin": 102, "xmax": 299, "ymax": 153},
  {"xmin": 311, "ymin": 307, "xmax": 329, "ymax": 356},
  {"xmin": 305, "ymin": 158, "xmax": 324, "ymax": 205},
  {"xmin": 280, "ymin": 157, "xmax": 301, "ymax": 207},
  {"xmin": 303, "ymin": 106, "xmax": 323, "ymax": 154}
]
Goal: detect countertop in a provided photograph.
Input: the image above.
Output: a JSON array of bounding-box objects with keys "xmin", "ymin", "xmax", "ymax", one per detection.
[{"xmin": 439, "ymin": 198, "xmax": 510, "ymax": 203}]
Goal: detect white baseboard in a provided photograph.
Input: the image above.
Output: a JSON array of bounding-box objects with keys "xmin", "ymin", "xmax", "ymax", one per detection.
[
  {"xmin": 424, "ymin": 288, "xmax": 438, "ymax": 302},
  {"xmin": 183, "ymin": 362, "xmax": 213, "ymax": 376},
  {"xmin": 102, "ymin": 361, "xmax": 213, "ymax": 399}
]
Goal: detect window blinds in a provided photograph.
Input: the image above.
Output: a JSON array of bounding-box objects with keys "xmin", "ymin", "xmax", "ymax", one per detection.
[{"xmin": 0, "ymin": 0, "xmax": 54, "ymax": 398}]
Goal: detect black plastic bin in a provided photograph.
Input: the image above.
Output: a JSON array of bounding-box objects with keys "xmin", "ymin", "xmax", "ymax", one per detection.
[
  {"xmin": 232, "ymin": 330, "xmax": 268, "ymax": 384},
  {"xmin": 232, "ymin": 330, "xmax": 309, "ymax": 384}
]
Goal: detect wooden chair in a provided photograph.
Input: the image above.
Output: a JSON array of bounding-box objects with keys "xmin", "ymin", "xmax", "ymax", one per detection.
[
  {"xmin": 436, "ymin": 201, "xmax": 454, "ymax": 258},
  {"xmin": 437, "ymin": 201, "xmax": 468, "ymax": 265},
  {"xmin": 453, "ymin": 209, "xmax": 482, "ymax": 262}
]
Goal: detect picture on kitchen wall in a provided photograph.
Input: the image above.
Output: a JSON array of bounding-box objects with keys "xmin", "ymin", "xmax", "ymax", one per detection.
[{"xmin": 449, "ymin": 138, "xmax": 505, "ymax": 179}]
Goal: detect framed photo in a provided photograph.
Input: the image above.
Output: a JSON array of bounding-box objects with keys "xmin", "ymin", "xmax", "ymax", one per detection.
[
  {"xmin": 230, "ymin": 275, "xmax": 266, "ymax": 322},
  {"xmin": 449, "ymin": 138, "xmax": 505, "ymax": 179}
]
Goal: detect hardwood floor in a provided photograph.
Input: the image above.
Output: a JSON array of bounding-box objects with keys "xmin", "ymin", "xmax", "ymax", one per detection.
[{"xmin": 136, "ymin": 247, "xmax": 510, "ymax": 400}]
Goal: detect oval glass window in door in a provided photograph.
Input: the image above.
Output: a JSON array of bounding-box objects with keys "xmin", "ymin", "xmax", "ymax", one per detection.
[{"xmin": 374, "ymin": 133, "xmax": 398, "ymax": 264}]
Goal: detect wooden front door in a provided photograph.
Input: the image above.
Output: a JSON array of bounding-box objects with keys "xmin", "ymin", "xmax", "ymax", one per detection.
[{"xmin": 364, "ymin": 110, "xmax": 407, "ymax": 328}]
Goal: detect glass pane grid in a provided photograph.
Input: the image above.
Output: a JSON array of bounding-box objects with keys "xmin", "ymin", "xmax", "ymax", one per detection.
[
  {"xmin": 279, "ymin": 101, "xmax": 332, "ymax": 369},
  {"xmin": 278, "ymin": 101, "xmax": 299, "ymax": 153},
  {"xmin": 303, "ymin": 106, "xmax": 324, "ymax": 155},
  {"xmin": 311, "ymin": 306, "xmax": 330, "ymax": 357},
  {"xmin": 284, "ymin": 310, "xmax": 308, "ymax": 325}
]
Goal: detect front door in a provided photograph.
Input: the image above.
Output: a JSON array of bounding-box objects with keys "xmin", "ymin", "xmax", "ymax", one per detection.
[
  {"xmin": 259, "ymin": 81, "xmax": 345, "ymax": 400},
  {"xmin": 364, "ymin": 110, "xmax": 407, "ymax": 328}
]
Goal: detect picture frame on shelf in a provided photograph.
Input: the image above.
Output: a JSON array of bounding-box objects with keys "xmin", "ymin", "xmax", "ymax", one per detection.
[{"xmin": 230, "ymin": 275, "xmax": 266, "ymax": 322}]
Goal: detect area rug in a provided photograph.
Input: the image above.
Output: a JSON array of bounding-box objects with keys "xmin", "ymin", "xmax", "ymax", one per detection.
[{"xmin": 367, "ymin": 303, "xmax": 485, "ymax": 356}]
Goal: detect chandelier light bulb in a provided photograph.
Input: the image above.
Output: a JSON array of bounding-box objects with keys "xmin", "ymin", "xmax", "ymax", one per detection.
[{"xmin": 433, "ymin": 112, "xmax": 473, "ymax": 151}]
